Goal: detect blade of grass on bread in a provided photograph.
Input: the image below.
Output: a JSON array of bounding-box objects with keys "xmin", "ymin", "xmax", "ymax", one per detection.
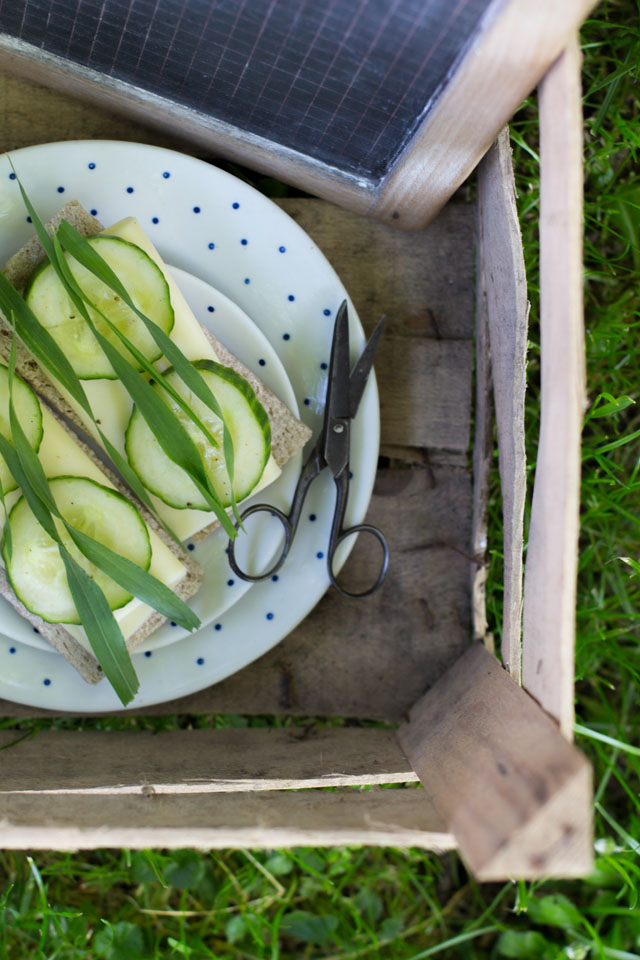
[
  {"xmin": 56, "ymin": 222, "xmax": 226, "ymax": 451},
  {"xmin": 8, "ymin": 174, "xmax": 239, "ymax": 532},
  {"xmin": 0, "ymin": 341, "xmax": 197, "ymax": 706},
  {"xmin": 58, "ymin": 551, "xmax": 139, "ymax": 706},
  {"xmin": 57, "ymin": 219, "xmax": 243, "ymax": 526},
  {"xmin": 2, "ymin": 333, "xmax": 201, "ymax": 633},
  {"xmin": 0, "ymin": 339, "xmax": 138, "ymax": 704},
  {"xmin": 49, "ymin": 231, "xmax": 236, "ymax": 538}
]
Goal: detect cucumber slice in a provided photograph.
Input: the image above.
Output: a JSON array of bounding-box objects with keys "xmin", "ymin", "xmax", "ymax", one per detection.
[
  {"xmin": 0, "ymin": 363, "xmax": 43, "ymax": 495},
  {"xmin": 4, "ymin": 475, "xmax": 152, "ymax": 624},
  {"xmin": 25, "ymin": 236, "xmax": 174, "ymax": 380},
  {"xmin": 125, "ymin": 360, "xmax": 271, "ymax": 511}
]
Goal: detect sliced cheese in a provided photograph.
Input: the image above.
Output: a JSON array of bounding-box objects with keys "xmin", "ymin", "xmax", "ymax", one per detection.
[{"xmin": 49, "ymin": 217, "xmax": 280, "ymax": 541}]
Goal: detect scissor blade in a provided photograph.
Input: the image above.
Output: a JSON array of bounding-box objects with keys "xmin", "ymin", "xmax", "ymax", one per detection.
[
  {"xmin": 323, "ymin": 301, "xmax": 352, "ymax": 476},
  {"xmin": 326, "ymin": 300, "xmax": 352, "ymax": 421},
  {"xmin": 348, "ymin": 314, "xmax": 385, "ymax": 418}
]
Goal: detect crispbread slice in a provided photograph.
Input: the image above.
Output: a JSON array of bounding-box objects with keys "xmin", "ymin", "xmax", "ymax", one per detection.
[
  {"xmin": 0, "ymin": 404, "xmax": 202, "ymax": 684},
  {"xmin": 2, "ymin": 201, "xmax": 103, "ymax": 293}
]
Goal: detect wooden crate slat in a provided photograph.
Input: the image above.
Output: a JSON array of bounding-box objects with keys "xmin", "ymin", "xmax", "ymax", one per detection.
[
  {"xmin": 477, "ymin": 128, "xmax": 529, "ymax": 681},
  {"xmin": 0, "ymin": 70, "xmax": 192, "ymax": 157},
  {"xmin": 522, "ymin": 40, "xmax": 585, "ymax": 739},
  {"xmin": 470, "ymin": 173, "xmax": 493, "ymax": 646},
  {"xmin": 0, "ymin": 789, "xmax": 455, "ymax": 851},
  {"xmin": 379, "ymin": 338, "xmax": 472, "ymax": 451},
  {"xmin": 0, "ymin": 727, "xmax": 417, "ymax": 793},
  {"xmin": 398, "ymin": 644, "xmax": 593, "ymax": 880},
  {"xmin": 282, "ymin": 199, "xmax": 475, "ymax": 342},
  {"xmin": 284, "ymin": 198, "xmax": 474, "ymax": 452}
]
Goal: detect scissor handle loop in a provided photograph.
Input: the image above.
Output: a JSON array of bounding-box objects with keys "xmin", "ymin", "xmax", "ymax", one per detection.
[
  {"xmin": 227, "ymin": 503, "xmax": 294, "ymax": 582},
  {"xmin": 328, "ymin": 523, "xmax": 389, "ymax": 599}
]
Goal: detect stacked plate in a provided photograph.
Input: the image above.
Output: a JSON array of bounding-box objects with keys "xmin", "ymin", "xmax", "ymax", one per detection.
[{"xmin": 0, "ymin": 141, "xmax": 379, "ymax": 711}]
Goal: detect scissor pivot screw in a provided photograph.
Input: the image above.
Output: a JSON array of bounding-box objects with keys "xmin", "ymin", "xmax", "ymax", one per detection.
[{"xmin": 333, "ymin": 422, "xmax": 345, "ymax": 434}]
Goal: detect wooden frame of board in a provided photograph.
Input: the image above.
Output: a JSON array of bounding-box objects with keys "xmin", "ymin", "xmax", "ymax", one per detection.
[
  {"xmin": 0, "ymin": 37, "xmax": 591, "ymax": 878},
  {"xmin": 0, "ymin": 0, "xmax": 596, "ymax": 229}
]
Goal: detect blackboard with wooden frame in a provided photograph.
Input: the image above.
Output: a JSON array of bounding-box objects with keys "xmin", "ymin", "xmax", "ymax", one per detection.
[
  {"xmin": 0, "ymin": 32, "xmax": 591, "ymax": 878},
  {"xmin": 0, "ymin": 0, "xmax": 595, "ymax": 228}
]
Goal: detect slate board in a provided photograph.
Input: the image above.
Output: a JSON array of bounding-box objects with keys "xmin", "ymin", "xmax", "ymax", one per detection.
[{"xmin": 0, "ymin": 0, "xmax": 493, "ymax": 184}]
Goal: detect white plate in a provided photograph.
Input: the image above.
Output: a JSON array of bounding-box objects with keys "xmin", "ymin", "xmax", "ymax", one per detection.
[{"xmin": 0, "ymin": 141, "xmax": 379, "ymax": 711}]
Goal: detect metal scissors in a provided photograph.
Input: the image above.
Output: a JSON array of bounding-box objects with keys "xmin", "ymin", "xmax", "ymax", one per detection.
[{"xmin": 228, "ymin": 300, "xmax": 389, "ymax": 598}]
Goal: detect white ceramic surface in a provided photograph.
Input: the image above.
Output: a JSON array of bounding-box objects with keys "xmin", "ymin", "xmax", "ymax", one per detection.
[{"xmin": 0, "ymin": 141, "xmax": 379, "ymax": 711}]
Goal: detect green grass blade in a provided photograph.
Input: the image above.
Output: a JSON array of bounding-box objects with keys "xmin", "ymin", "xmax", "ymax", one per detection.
[
  {"xmin": 0, "ymin": 434, "xmax": 58, "ymax": 542},
  {"xmin": 62, "ymin": 523, "xmax": 200, "ymax": 631},
  {"xmin": 5, "ymin": 338, "xmax": 59, "ymax": 520},
  {"xmin": 58, "ymin": 546, "xmax": 138, "ymax": 705},
  {"xmin": 1, "ymin": 338, "xmax": 140, "ymax": 703},
  {"xmin": 6, "ymin": 332, "xmax": 199, "ymax": 632},
  {"xmin": 0, "ymin": 272, "xmax": 93, "ymax": 417},
  {"xmin": 87, "ymin": 329, "xmax": 236, "ymax": 537},
  {"xmin": 47, "ymin": 231, "xmax": 236, "ymax": 538},
  {"xmin": 575, "ymin": 723, "xmax": 640, "ymax": 757},
  {"xmin": 57, "ymin": 219, "xmax": 241, "ymax": 522},
  {"xmin": 585, "ymin": 428, "xmax": 640, "ymax": 458},
  {"xmin": 56, "ymin": 222, "xmax": 224, "ymax": 450},
  {"xmin": 9, "ymin": 160, "xmax": 60, "ymax": 265},
  {"xmin": 68, "ymin": 286, "xmax": 222, "ymax": 454},
  {"xmin": 0, "ymin": 426, "xmax": 139, "ymax": 707}
]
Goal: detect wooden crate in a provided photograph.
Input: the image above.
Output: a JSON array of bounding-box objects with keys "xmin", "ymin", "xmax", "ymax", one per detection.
[{"xmin": 0, "ymin": 41, "xmax": 591, "ymax": 880}]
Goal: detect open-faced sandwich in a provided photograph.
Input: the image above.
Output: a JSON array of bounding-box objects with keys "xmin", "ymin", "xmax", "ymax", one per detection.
[{"xmin": 0, "ymin": 193, "xmax": 311, "ymax": 704}]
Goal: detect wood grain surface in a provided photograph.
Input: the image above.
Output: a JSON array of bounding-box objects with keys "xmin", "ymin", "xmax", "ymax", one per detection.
[
  {"xmin": 477, "ymin": 129, "xmax": 529, "ymax": 681},
  {"xmin": 0, "ymin": 727, "xmax": 418, "ymax": 792},
  {"xmin": 522, "ymin": 40, "xmax": 586, "ymax": 738},
  {"xmin": 0, "ymin": 788, "xmax": 455, "ymax": 851},
  {"xmin": 398, "ymin": 644, "xmax": 593, "ymax": 879}
]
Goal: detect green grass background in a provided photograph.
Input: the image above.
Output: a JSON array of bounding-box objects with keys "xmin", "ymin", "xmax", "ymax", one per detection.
[{"xmin": 1, "ymin": 0, "xmax": 639, "ymax": 956}]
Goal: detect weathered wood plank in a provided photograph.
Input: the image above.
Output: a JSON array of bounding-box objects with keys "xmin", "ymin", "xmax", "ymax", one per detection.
[
  {"xmin": 282, "ymin": 199, "xmax": 475, "ymax": 342},
  {"xmin": 0, "ymin": 70, "xmax": 190, "ymax": 156},
  {"xmin": 398, "ymin": 644, "xmax": 592, "ymax": 880},
  {"xmin": 0, "ymin": 789, "xmax": 455, "ymax": 851},
  {"xmin": 0, "ymin": 727, "xmax": 417, "ymax": 793},
  {"xmin": 477, "ymin": 129, "xmax": 529, "ymax": 681},
  {"xmin": 522, "ymin": 40, "xmax": 586, "ymax": 738},
  {"xmin": 378, "ymin": 338, "xmax": 472, "ymax": 451},
  {"xmin": 284, "ymin": 198, "xmax": 474, "ymax": 451},
  {"xmin": 471, "ymin": 192, "xmax": 492, "ymax": 645}
]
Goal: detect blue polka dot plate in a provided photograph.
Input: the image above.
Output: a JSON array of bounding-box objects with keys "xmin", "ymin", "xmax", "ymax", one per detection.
[{"xmin": 0, "ymin": 141, "xmax": 379, "ymax": 711}]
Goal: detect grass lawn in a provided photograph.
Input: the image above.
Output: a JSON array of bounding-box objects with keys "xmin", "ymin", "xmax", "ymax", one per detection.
[{"xmin": 1, "ymin": 1, "xmax": 639, "ymax": 957}]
